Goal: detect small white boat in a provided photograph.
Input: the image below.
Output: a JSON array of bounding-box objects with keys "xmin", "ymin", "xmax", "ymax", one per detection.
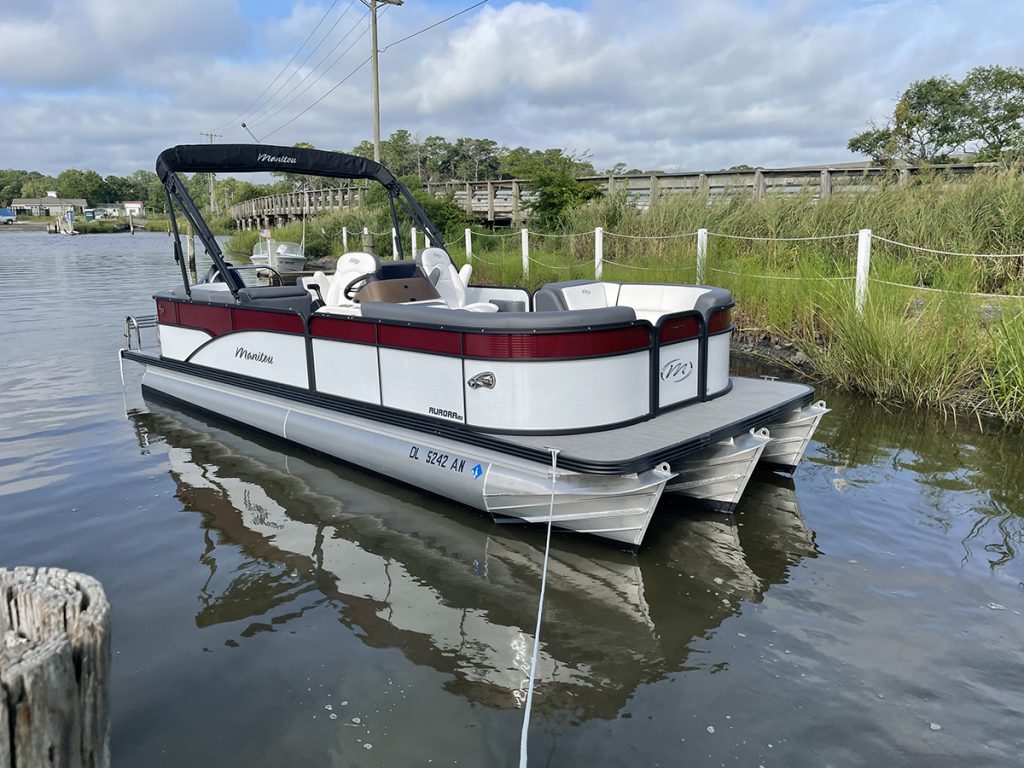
[
  {"xmin": 122, "ymin": 143, "xmax": 829, "ymax": 550},
  {"xmin": 250, "ymin": 239, "xmax": 306, "ymax": 273}
]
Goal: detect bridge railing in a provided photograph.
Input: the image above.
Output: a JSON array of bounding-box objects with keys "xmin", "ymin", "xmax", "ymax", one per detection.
[{"xmin": 230, "ymin": 162, "xmax": 995, "ymax": 225}]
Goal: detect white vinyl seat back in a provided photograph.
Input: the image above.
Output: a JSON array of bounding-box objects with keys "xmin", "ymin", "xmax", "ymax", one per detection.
[
  {"xmin": 417, "ymin": 247, "xmax": 497, "ymax": 311},
  {"xmin": 326, "ymin": 252, "xmax": 380, "ymax": 306},
  {"xmin": 418, "ymin": 247, "xmax": 466, "ymax": 306},
  {"xmin": 300, "ymin": 270, "xmax": 331, "ymax": 303},
  {"xmin": 616, "ymin": 284, "xmax": 710, "ymax": 323}
]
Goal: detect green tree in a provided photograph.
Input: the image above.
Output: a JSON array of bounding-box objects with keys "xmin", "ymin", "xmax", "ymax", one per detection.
[
  {"xmin": 848, "ymin": 66, "xmax": 1024, "ymax": 164},
  {"xmin": 0, "ymin": 169, "xmax": 36, "ymax": 206},
  {"xmin": 514, "ymin": 151, "xmax": 601, "ymax": 227},
  {"xmin": 56, "ymin": 168, "xmax": 110, "ymax": 205},
  {"xmin": 21, "ymin": 174, "xmax": 58, "ymax": 199},
  {"xmin": 962, "ymin": 65, "xmax": 1024, "ymax": 161}
]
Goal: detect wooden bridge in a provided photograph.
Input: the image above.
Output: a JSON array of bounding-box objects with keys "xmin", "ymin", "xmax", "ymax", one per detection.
[{"xmin": 229, "ymin": 162, "xmax": 988, "ymax": 229}]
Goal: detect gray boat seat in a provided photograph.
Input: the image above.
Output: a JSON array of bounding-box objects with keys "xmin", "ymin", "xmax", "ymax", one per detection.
[
  {"xmin": 416, "ymin": 247, "xmax": 497, "ymax": 312},
  {"xmin": 362, "ymin": 301, "xmax": 636, "ymax": 329},
  {"xmin": 325, "ymin": 252, "xmax": 380, "ymax": 307}
]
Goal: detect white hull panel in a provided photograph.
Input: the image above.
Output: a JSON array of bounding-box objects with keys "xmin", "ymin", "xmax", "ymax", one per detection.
[
  {"xmin": 759, "ymin": 400, "xmax": 830, "ymax": 472},
  {"xmin": 140, "ymin": 367, "xmax": 672, "ymax": 548},
  {"xmin": 664, "ymin": 429, "xmax": 771, "ymax": 511}
]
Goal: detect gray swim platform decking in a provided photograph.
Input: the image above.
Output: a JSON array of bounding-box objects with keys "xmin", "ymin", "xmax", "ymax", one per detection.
[{"xmin": 484, "ymin": 377, "xmax": 814, "ymax": 473}]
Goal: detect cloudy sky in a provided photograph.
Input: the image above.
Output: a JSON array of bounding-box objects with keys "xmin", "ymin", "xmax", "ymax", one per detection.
[{"xmin": 3, "ymin": 0, "xmax": 1023, "ymax": 176}]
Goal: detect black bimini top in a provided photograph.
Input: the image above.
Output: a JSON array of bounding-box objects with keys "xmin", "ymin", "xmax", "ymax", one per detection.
[{"xmin": 156, "ymin": 144, "xmax": 400, "ymax": 189}]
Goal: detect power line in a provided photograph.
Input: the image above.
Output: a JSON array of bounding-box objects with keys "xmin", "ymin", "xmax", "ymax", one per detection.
[
  {"xmin": 245, "ymin": 0, "xmax": 361, "ymax": 126},
  {"xmin": 380, "ymin": 0, "xmax": 487, "ymax": 53},
  {"xmin": 261, "ymin": 0, "xmax": 488, "ymax": 142},
  {"xmin": 213, "ymin": 0, "xmax": 343, "ymax": 132},
  {"xmin": 262, "ymin": 56, "xmax": 372, "ymax": 140},
  {"xmin": 246, "ymin": 10, "xmax": 368, "ymax": 129}
]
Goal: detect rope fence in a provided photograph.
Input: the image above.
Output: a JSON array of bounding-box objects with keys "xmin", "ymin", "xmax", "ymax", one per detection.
[
  {"xmin": 363, "ymin": 225, "xmax": 1024, "ymax": 312},
  {"xmin": 871, "ymin": 235, "xmax": 1024, "ymax": 260},
  {"xmin": 706, "ymin": 231, "xmax": 858, "ymax": 242}
]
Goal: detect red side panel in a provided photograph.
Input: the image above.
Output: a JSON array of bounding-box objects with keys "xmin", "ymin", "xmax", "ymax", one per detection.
[
  {"xmin": 659, "ymin": 315, "xmax": 701, "ymax": 344},
  {"xmin": 378, "ymin": 324, "xmax": 462, "ymax": 355},
  {"xmin": 707, "ymin": 308, "xmax": 733, "ymax": 334},
  {"xmin": 155, "ymin": 299, "xmax": 178, "ymax": 325},
  {"xmin": 233, "ymin": 308, "xmax": 304, "ymax": 334},
  {"xmin": 464, "ymin": 326, "xmax": 651, "ymax": 359},
  {"xmin": 176, "ymin": 303, "xmax": 232, "ymax": 336},
  {"xmin": 309, "ymin": 316, "xmax": 378, "ymax": 344}
]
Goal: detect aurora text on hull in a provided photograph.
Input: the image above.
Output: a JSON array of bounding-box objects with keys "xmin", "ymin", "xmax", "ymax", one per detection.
[{"xmin": 121, "ymin": 143, "xmax": 828, "ymax": 549}]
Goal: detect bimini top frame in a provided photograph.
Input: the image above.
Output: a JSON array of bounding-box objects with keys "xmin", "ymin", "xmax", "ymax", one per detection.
[{"xmin": 156, "ymin": 143, "xmax": 445, "ymax": 297}]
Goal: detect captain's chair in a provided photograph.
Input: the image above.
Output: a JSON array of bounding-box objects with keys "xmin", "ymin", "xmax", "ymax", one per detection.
[
  {"xmin": 416, "ymin": 248, "xmax": 497, "ymax": 312},
  {"xmin": 325, "ymin": 251, "xmax": 380, "ymax": 306}
]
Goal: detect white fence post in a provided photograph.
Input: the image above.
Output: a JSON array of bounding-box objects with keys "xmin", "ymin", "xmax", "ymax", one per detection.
[
  {"xmin": 411, "ymin": 227, "xmax": 418, "ymax": 255},
  {"xmin": 425, "ymin": 232, "xmax": 432, "ymax": 248},
  {"xmin": 465, "ymin": 227, "xmax": 473, "ymax": 262},
  {"xmin": 594, "ymin": 226, "xmax": 604, "ymax": 280},
  {"xmin": 856, "ymin": 228, "xmax": 872, "ymax": 314},
  {"xmin": 342, "ymin": 226, "xmax": 349, "ymax": 251},
  {"xmin": 391, "ymin": 227, "xmax": 398, "ymax": 260},
  {"xmin": 521, "ymin": 228, "xmax": 530, "ymax": 280},
  {"xmin": 696, "ymin": 228, "xmax": 708, "ymax": 284}
]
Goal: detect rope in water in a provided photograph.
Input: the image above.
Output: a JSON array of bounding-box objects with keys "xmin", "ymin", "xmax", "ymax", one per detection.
[{"xmin": 518, "ymin": 447, "xmax": 560, "ymax": 768}]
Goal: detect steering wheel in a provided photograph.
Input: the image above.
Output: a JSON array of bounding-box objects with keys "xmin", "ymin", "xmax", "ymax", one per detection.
[
  {"xmin": 202, "ymin": 261, "xmax": 233, "ymax": 283},
  {"xmin": 343, "ymin": 271, "xmax": 376, "ymax": 301}
]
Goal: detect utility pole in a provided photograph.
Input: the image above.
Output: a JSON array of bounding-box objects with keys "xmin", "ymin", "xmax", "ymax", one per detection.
[
  {"xmin": 200, "ymin": 131, "xmax": 222, "ymax": 212},
  {"xmin": 364, "ymin": 0, "xmax": 404, "ymax": 163}
]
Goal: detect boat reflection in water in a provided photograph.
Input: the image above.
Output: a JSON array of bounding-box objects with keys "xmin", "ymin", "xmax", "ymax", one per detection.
[{"xmin": 131, "ymin": 402, "xmax": 818, "ymax": 717}]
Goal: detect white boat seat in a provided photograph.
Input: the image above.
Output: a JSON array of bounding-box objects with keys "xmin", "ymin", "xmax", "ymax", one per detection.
[
  {"xmin": 416, "ymin": 247, "xmax": 497, "ymax": 311},
  {"xmin": 325, "ymin": 252, "xmax": 380, "ymax": 307},
  {"xmin": 299, "ymin": 271, "xmax": 332, "ymax": 303},
  {"xmin": 536, "ymin": 280, "xmax": 732, "ymax": 323}
]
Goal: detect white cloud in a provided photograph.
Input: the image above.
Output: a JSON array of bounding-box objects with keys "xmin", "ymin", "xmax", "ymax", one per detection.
[{"xmin": 2, "ymin": 0, "xmax": 1024, "ymax": 175}]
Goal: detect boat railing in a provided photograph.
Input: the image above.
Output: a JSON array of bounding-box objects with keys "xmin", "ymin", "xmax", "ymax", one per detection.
[{"xmin": 123, "ymin": 314, "xmax": 158, "ymax": 351}]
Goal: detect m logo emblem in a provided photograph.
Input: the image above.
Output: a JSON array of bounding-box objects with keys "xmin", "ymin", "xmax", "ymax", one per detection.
[{"xmin": 660, "ymin": 358, "xmax": 693, "ymax": 383}]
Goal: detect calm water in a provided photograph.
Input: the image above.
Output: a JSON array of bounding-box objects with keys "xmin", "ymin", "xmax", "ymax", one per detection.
[{"xmin": 1, "ymin": 232, "xmax": 1022, "ymax": 767}]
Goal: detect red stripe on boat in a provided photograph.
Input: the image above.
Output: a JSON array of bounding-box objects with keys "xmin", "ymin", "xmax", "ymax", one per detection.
[
  {"xmin": 155, "ymin": 299, "xmax": 178, "ymax": 325},
  {"xmin": 378, "ymin": 324, "xmax": 462, "ymax": 355},
  {"xmin": 659, "ymin": 315, "xmax": 701, "ymax": 344},
  {"xmin": 233, "ymin": 308, "xmax": 304, "ymax": 334},
  {"xmin": 464, "ymin": 326, "xmax": 650, "ymax": 359},
  {"xmin": 176, "ymin": 303, "xmax": 232, "ymax": 336},
  {"xmin": 309, "ymin": 316, "xmax": 378, "ymax": 344},
  {"xmin": 708, "ymin": 308, "xmax": 733, "ymax": 334}
]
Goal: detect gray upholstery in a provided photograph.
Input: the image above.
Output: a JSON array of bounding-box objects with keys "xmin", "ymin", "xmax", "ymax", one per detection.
[
  {"xmin": 361, "ymin": 302, "xmax": 637, "ymax": 329},
  {"xmin": 692, "ymin": 286, "xmax": 734, "ymax": 318},
  {"xmin": 236, "ymin": 285, "xmax": 312, "ymax": 314},
  {"xmin": 535, "ymin": 280, "xmax": 597, "ymax": 312}
]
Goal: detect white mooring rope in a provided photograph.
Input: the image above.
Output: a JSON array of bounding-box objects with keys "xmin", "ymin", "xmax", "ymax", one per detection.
[{"xmin": 518, "ymin": 447, "xmax": 560, "ymax": 768}]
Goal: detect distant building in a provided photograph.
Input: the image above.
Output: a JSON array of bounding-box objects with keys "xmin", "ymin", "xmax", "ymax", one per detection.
[
  {"xmin": 94, "ymin": 204, "xmax": 121, "ymax": 218},
  {"xmin": 11, "ymin": 197, "xmax": 87, "ymax": 217},
  {"xmin": 122, "ymin": 201, "xmax": 145, "ymax": 217}
]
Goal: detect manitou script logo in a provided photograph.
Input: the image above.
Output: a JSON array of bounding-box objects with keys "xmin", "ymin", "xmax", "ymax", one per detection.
[
  {"xmin": 257, "ymin": 153, "xmax": 298, "ymax": 164},
  {"xmin": 660, "ymin": 358, "xmax": 693, "ymax": 383},
  {"xmin": 235, "ymin": 346, "xmax": 274, "ymax": 365}
]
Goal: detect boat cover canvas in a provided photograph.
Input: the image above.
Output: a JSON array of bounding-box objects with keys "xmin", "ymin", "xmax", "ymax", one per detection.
[{"xmin": 156, "ymin": 144, "xmax": 400, "ymax": 188}]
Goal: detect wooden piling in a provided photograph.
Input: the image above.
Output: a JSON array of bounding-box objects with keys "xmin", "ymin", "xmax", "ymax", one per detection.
[{"xmin": 0, "ymin": 567, "xmax": 111, "ymax": 768}]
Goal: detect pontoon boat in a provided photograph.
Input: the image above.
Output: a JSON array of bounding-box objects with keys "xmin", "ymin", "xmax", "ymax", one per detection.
[{"xmin": 121, "ymin": 144, "xmax": 828, "ymax": 549}]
